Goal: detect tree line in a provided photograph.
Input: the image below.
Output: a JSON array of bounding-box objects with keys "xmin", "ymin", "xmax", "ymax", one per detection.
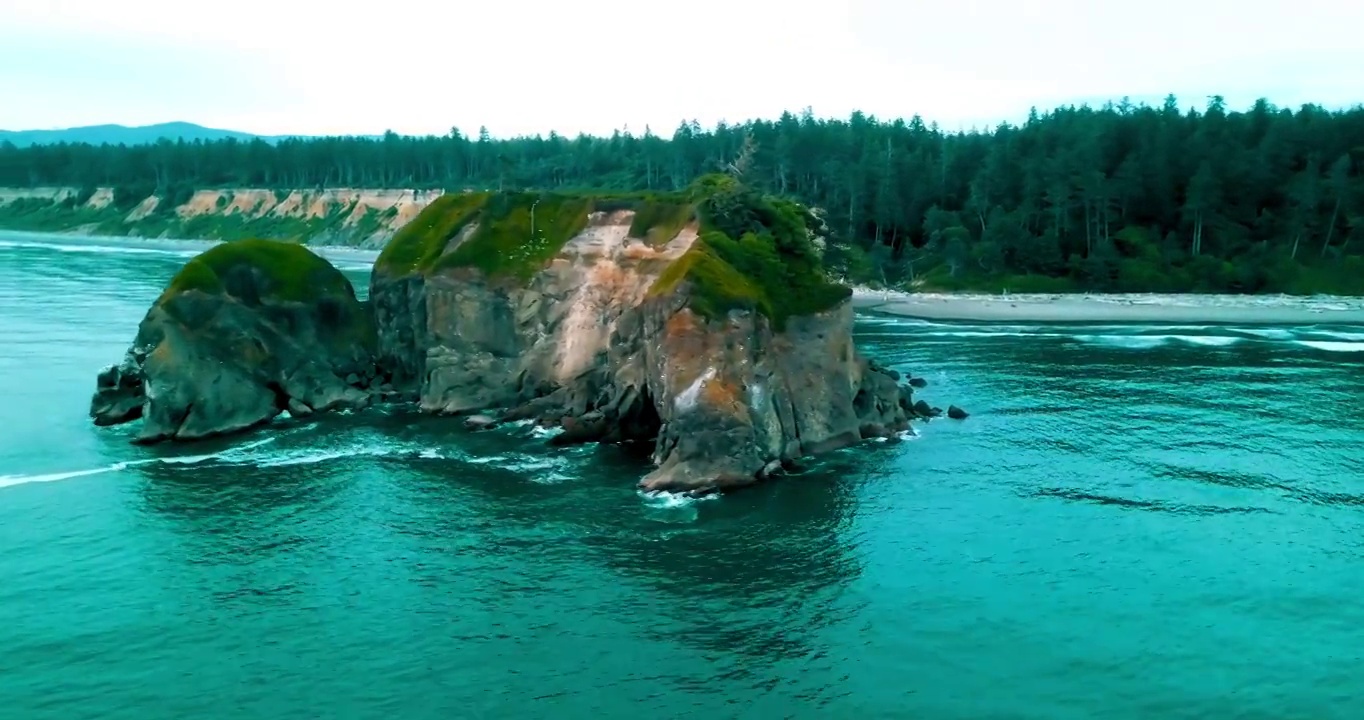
[{"xmin": 2, "ymin": 96, "xmax": 1363, "ymax": 293}]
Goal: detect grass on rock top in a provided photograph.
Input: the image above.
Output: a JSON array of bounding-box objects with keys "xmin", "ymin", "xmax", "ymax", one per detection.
[
  {"xmin": 161, "ymin": 238, "xmax": 358, "ymax": 305},
  {"xmin": 626, "ymin": 199, "xmax": 696, "ymax": 246},
  {"xmin": 433, "ymin": 193, "xmax": 594, "ymax": 280},
  {"xmin": 373, "ymin": 176, "xmax": 850, "ymax": 329},
  {"xmin": 377, "ymin": 190, "xmax": 697, "ymax": 280},
  {"xmin": 374, "ymin": 192, "xmax": 489, "ymax": 276}
]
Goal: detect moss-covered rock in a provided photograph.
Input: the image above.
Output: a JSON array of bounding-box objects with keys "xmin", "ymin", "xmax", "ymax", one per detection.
[
  {"xmin": 364, "ymin": 176, "xmax": 908, "ymax": 495},
  {"xmin": 648, "ymin": 175, "xmax": 849, "ymax": 330},
  {"xmin": 92, "ymin": 238, "xmax": 380, "ymax": 442},
  {"xmin": 162, "ymin": 238, "xmax": 357, "ymax": 304}
]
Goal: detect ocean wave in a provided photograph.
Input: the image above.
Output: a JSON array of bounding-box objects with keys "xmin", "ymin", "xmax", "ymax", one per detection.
[
  {"xmin": 1310, "ymin": 331, "xmax": 1364, "ymax": 342},
  {"xmin": 1295, "ymin": 341, "xmax": 1364, "ymax": 353},
  {"xmin": 0, "ymin": 239, "xmax": 201, "ymax": 258},
  {"xmin": 1072, "ymin": 334, "xmax": 1244, "ymax": 349},
  {"xmin": 880, "ymin": 315, "xmax": 1364, "ymax": 354},
  {"xmin": 1235, "ymin": 327, "xmax": 1297, "ymax": 340},
  {"xmin": 855, "ymin": 288, "xmax": 1364, "ymax": 313},
  {"xmin": 0, "ymin": 436, "xmax": 280, "ymax": 490}
]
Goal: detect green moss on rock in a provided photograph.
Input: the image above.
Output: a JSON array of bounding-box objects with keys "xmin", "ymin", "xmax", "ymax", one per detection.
[
  {"xmin": 382, "ymin": 189, "xmax": 702, "ymax": 282},
  {"xmin": 651, "ymin": 241, "xmax": 766, "ymax": 320},
  {"xmin": 627, "ymin": 199, "xmax": 696, "ymax": 246},
  {"xmin": 377, "ymin": 180, "xmax": 848, "ymax": 329},
  {"xmin": 433, "ymin": 192, "xmax": 593, "ymax": 280},
  {"xmin": 648, "ymin": 175, "xmax": 850, "ymax": 330},
  {"xmin": 374, "ymin": 192, "xmax": 489, "ymax": 276},
  {"xmin": 161, "ymin": 238, "xmax": 357, "ymax": 305}
]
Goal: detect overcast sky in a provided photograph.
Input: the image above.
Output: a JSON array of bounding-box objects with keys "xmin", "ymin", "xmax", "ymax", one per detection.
[{"xmin": 1, "ymin": 0, "xmax": 1360, "ymax": 137}]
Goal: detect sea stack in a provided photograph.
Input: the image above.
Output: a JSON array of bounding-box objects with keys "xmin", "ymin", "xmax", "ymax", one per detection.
[
  {"xmin": 90, "ymin": 239, "xmax": 378, "ymax": 442},
  {"xmin": 93, "ymin": 175, "xmax": 913, "ymax": 493}
]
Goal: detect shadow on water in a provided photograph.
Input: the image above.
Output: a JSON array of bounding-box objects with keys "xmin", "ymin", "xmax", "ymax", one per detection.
[
  {"xmin": 587, "ymin": 472, "xmax": 863, "ymax": 668},
  {"xmin": 127, "ymin": 395, "xmax": 871, "ymax": 682}
]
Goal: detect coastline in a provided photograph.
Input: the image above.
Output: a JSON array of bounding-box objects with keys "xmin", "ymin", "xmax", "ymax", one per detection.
[
  {"xmin": 0, "ymin": 228, "xmax": 382, "ymax": 265},
  {"xmin": 851, "ymin": 288, "xmax": 1364, "ymax": 325},
  {"xmin": 8, "ymin": 229, "xmax": 1364, "ymax": 325}
]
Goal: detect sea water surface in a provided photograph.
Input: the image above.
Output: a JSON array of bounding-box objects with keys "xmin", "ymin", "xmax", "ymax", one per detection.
[{"xmin": 2, "ymin": 230, "xmax": 1363, "ymax": 719}]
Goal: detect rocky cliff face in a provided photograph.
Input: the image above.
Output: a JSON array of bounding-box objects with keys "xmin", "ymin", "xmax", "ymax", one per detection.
[
  {"xmin": 91, "ymin": 239, "xmax": 378, "ymax": 442},
  {"xmin": 94, "ymin": 177, "xmax": 915, "ymax": 492},
  {"xmin": 368, "ymin": 178, "xmax": 913, "ymax": 493}
]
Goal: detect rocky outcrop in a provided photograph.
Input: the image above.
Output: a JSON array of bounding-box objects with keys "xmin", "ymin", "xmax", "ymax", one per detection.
[
  {"xmin": 90, "ymin": 239, "xmax": 377, "ymax": 442},
  {"xmin": 95, "ymin": 177, "xmax": 918, "ymax": 493},
  {"xmin": 368, "ymin": 177, "xmax": 914, "ymax": 493}
]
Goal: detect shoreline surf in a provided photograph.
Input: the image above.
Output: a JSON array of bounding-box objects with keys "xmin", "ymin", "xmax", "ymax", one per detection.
[{"xmin": 852, "ymin": 288, "xmax": 1364, "ymax": 325}]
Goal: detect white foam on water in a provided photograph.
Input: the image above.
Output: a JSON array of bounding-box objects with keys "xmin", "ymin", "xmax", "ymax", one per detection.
[
  {"xmin": 0, "ymin": 461, "xmax": 140, "ymax": 488},
  {"xmin": 1237, "ymin": 327, "xmax": 1297, "ymax": 340},
  {"xmin": 872, "ymin": 429, "xmax": 922, "ymax": 443},
  {"xmin": 1314, "ymin": 331, "xmax": 1364, "ymax": 342},
  {"xmin": 1175, "ymin": 335, "xmax": 1243, "ymax": 347},
  {"xmin": 0, "ymin": 435, "xmax": 286, "ymax": 491},
  {"xmin": 158, "ymin": 452, "xmax": 225, "ymax": 466},
  {"xmin": 1296, "ymin": 341, "xmax": 1364, "ymax": 353},
  {"xmin": 531, "ymin": 425, "xmax": 563, "ymax": 439},
  {"xmin": 920, "ymin": 330, "xmax": 1071, "ymax": 339},
  {"xmin": 1074, "ymin": 335, "xmax": 1169, "ymax": 350},
  {"xmin": 502, "ymin": 454, "xmax": 575, "ymax": 484},
  {"xmin": 251, "ymin": 440, "xmax": 399, "ymax": 468},
  {"xmin": 254, "ymin": 450, "xmax": 361, "ymax": 468},
  {"xmin": 1073, "ymin": 334, "xmax": 1244, "ymax": 350},
  {"xmin": 639, "ymin": 489, "xmax": 719, "ymax": 509}
]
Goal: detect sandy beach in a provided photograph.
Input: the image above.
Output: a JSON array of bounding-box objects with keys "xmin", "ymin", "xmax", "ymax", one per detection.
[{"xmin": 851, "ymin": 289, "xmax": 1364, "ymax": 325}]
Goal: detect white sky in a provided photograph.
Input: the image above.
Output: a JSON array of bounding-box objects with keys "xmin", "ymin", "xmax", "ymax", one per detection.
[{"xmin": 1, "ymin": 0, "xmax": 1360, "ymax": 137}]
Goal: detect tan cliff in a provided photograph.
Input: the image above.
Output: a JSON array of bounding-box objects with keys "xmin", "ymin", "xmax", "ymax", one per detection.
[{"xmin": 0, "ymin": 186, "xmax": 444, "ymax": 247}]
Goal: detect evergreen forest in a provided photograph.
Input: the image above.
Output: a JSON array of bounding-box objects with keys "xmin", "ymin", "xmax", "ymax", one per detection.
[{"xmin": 3, "ymin": 96, "xmax": 1362, "ymax": 293}]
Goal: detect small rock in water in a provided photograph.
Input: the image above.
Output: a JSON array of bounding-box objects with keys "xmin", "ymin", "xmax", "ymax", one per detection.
[
  {"xmin": 898, "ymin": 385, "xmax": 915, "ymax": 412},
  {"xmin": 859, "ymin": 422, "xmax": 890, "ymax": 439},
  {"xmin": 886, "ymin": 369, "xmax": 901, "ymax": 381},
  {"xmin": 909, "ymin": 377, "xmax": 928, "ymax": 389},
  {"xmin": 948, "ymin": 405, "xmax": 970, "ymax": 420},
  {"xmin": 287, "ymin": 398, "xmax": 314, "ymax": 418},
  {"xmin": 913, "ymin": 400, "xmax": 933, "ymax": 418},
  {"xmin": 346, "ymin": 373, "xmax": 360, "ymax": 386},
  {"xmin": 464, "ymin": 414, "xmax": 498, "ymax": 430}
]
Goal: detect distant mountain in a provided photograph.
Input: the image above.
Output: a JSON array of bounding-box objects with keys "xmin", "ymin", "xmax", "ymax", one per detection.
[{"xmin": 0, "ymin": 122, "xmax": 275, "ymax": 147}]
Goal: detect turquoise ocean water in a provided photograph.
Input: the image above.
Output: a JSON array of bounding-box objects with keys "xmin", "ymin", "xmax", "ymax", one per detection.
[{"xmin": 1, "ymin": 231, "xmax": 1362, "ymax": 719}]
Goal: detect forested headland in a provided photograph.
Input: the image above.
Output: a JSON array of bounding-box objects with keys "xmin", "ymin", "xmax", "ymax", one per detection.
[{"xmin": 3, "ymin": 96, "xmax": 1362, "ymax": 294}]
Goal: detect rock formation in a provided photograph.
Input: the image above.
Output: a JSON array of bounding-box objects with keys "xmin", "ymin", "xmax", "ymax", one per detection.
[
  {"xmin": 94, "ymin": 175, "xmax": 918, "ymax": 492},
  {"xmin": 90, "ymin": 239, "xmax": 377, "ymax": 442}
]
